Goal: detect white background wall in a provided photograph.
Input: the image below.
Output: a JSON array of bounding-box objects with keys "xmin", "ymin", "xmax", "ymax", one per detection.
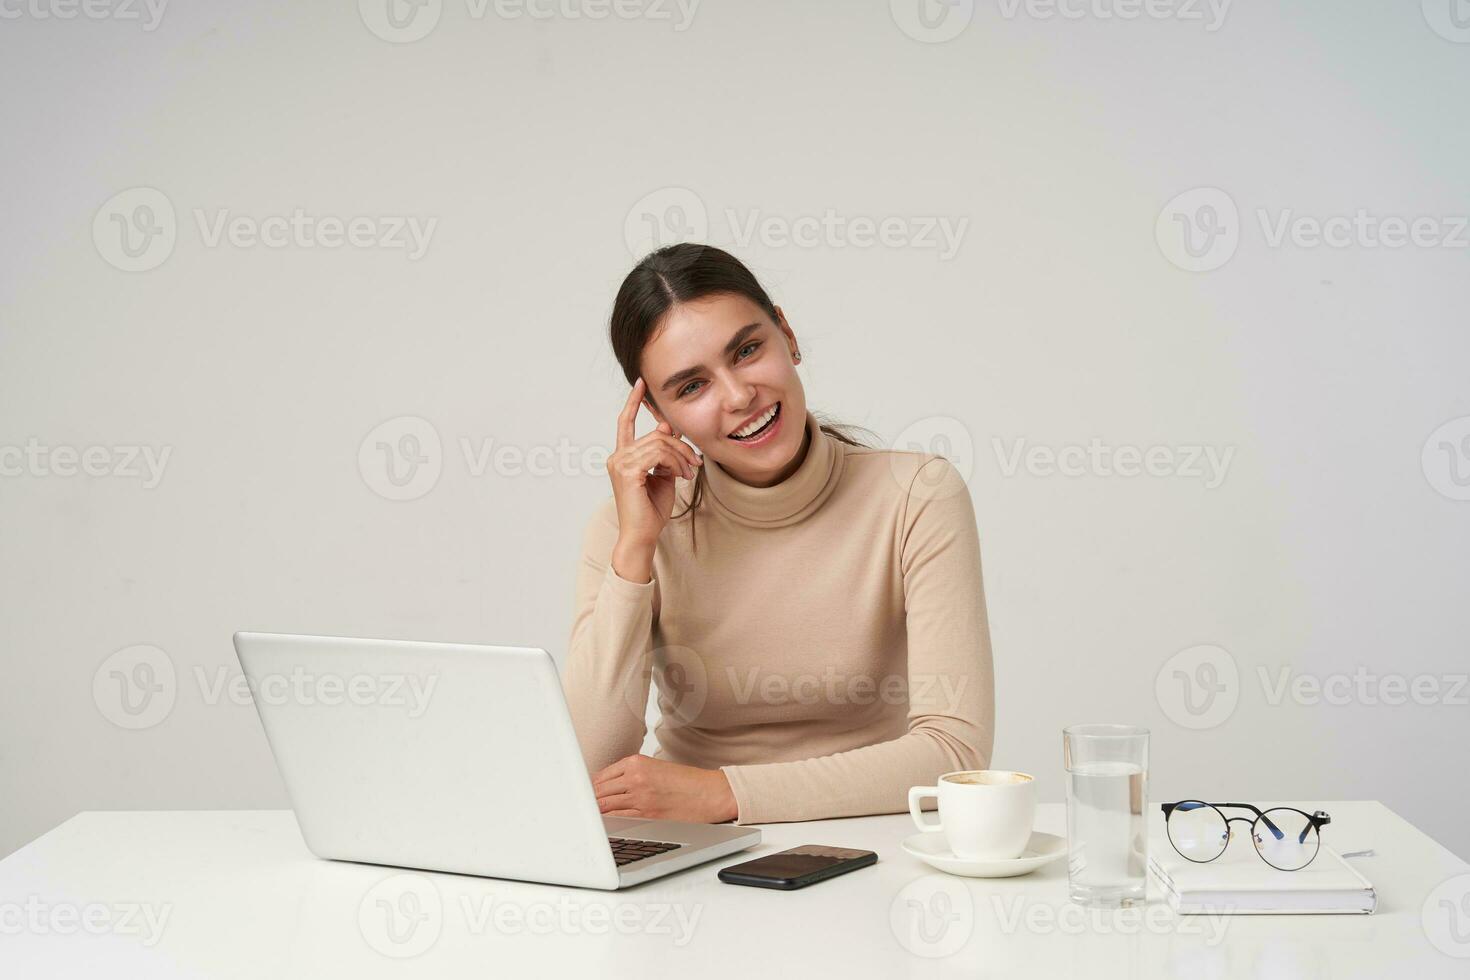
[{"xmin": 2, "ymin": 0, "xmax": 1467, "ymax": 861}]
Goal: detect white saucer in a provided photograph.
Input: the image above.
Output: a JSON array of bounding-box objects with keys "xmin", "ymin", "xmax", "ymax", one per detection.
[{"xmin": 900, "ymin": 831, "xmax": 1067, "ymax": 878}]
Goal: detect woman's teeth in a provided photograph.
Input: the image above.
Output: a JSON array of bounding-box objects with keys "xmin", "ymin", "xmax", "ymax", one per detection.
[{"xmin": 730, "ymin": 403, "xmax": 780, "ymax": 440}]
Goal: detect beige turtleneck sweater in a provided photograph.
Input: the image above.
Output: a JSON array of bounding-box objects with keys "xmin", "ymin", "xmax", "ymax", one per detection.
[{"xmin": 562, "ymin": 409, "xmax": 994, "ymax": 824}]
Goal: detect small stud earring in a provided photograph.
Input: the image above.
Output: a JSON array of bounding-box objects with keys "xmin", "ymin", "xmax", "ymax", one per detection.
[{"xmin": 793, "ymin": 350, "xmax": 802, "ymax": 363}]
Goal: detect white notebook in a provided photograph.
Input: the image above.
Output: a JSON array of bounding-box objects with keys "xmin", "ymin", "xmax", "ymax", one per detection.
[{"xmin": 1147, "ymin": 817, "xmax": 1376, "ymax": 915}]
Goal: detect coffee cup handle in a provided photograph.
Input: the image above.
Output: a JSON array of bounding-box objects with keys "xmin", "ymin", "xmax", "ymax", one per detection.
[{"xmin": 908, "ymin": 786, "xmax": 942, "ymax": 832}]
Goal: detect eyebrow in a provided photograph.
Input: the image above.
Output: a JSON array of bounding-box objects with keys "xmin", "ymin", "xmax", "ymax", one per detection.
[{"xmin": 658, "ymin": 322, "xmax": 762, "ymax": 393}]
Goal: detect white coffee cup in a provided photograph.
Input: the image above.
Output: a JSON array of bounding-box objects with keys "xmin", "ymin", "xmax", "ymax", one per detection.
[{"xmin": 908, "ymin": 770, "xmax": 1037, "ymax": 860}]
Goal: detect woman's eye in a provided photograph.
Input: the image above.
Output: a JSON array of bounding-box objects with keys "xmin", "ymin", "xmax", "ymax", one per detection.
[{"xmin": 678, "ymin": 344, "xmax": 761, "ymax": 397}]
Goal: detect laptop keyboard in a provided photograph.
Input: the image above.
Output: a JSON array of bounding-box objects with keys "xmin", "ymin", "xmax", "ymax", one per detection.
[{"xmin": 608, "ymin": 837, "xmax": 683, "ymax": 867}]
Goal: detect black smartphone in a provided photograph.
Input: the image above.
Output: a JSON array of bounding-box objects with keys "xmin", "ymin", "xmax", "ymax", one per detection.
[{"xmin": 718, "ymin": 845, "xmax": 877, "ymax": 890}]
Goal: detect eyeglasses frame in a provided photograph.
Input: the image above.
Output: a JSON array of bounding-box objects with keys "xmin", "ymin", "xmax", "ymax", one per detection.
[{"xmin": 1160, "ymin": 801, "xmax": 1332, "ymax": 871}]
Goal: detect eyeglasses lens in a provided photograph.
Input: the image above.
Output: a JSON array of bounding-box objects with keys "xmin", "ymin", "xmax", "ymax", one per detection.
[
  {"xmin": 1253, "ymin": 808, "xmax": 1320, "ymax": 871},
  {"xmin": 1167, "ymin": 801, "xmax": 1229, "ymax": 862}
]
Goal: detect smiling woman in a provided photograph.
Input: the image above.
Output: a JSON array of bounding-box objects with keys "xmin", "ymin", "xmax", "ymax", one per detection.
[{"xmin": 561, "ymin": 243, "xmax": 995, "ymax": 825}]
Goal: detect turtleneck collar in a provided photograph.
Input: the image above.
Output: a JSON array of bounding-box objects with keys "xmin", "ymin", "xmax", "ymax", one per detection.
[{"xmin": 699, "ymin": 409, "xmax": 845, "ymax": 528}]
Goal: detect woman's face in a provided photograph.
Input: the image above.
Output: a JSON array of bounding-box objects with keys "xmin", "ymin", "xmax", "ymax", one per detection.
[{"xmin": 639, "ymin": 291, "xmax": 808, "ymax": 488}]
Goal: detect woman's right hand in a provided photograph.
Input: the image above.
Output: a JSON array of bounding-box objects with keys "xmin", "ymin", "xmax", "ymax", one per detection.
[{"xmin": 606, "ymin": 378, "xmax": 703, "ymax": 569}]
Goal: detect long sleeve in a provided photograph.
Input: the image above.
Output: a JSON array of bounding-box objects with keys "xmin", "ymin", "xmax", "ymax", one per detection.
[
  {"xmin": 561, "ymin": 498, "xmax": 659, "ymax": 774},
  {"xmin": 718, "ymin": 457, "xmax": 995, "ymax": 824}
]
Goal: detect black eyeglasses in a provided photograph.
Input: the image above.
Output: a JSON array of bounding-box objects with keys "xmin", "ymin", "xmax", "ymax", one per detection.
[{"xmin": 1161, "ymin": 801, "xmax": 1332, "ymax": 871}]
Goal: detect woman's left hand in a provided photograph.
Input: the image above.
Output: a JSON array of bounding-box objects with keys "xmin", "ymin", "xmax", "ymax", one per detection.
[{"xmin": 592, "ymin": 753, "xmax": 738, "ymax": 824}]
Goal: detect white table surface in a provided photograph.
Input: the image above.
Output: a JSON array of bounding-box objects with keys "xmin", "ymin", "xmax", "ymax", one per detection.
[{"xmin": 2, "ymin": 801, "xmax": 1467, "ymax": 978}]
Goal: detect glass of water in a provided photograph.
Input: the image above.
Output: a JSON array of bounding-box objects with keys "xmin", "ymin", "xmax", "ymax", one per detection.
[{"xmin": 1063, "ymin": 724, "xmax": 1149, "ymax": 908}]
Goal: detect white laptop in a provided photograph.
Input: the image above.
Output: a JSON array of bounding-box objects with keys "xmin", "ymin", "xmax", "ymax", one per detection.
[{"xmin": 232, "ymin": 631, "xmax": 760, "ymax": 890}]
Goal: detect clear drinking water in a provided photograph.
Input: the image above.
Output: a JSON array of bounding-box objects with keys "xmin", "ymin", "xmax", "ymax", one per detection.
[{"xmin": 1063, "ymin": 724, "xmax": 1149, "ymax": 908}]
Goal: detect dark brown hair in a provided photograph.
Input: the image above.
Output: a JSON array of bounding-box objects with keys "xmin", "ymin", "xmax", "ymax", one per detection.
[{"xmin": 609, "ymin": 243, "xmax": 875, "ymax": 550}]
